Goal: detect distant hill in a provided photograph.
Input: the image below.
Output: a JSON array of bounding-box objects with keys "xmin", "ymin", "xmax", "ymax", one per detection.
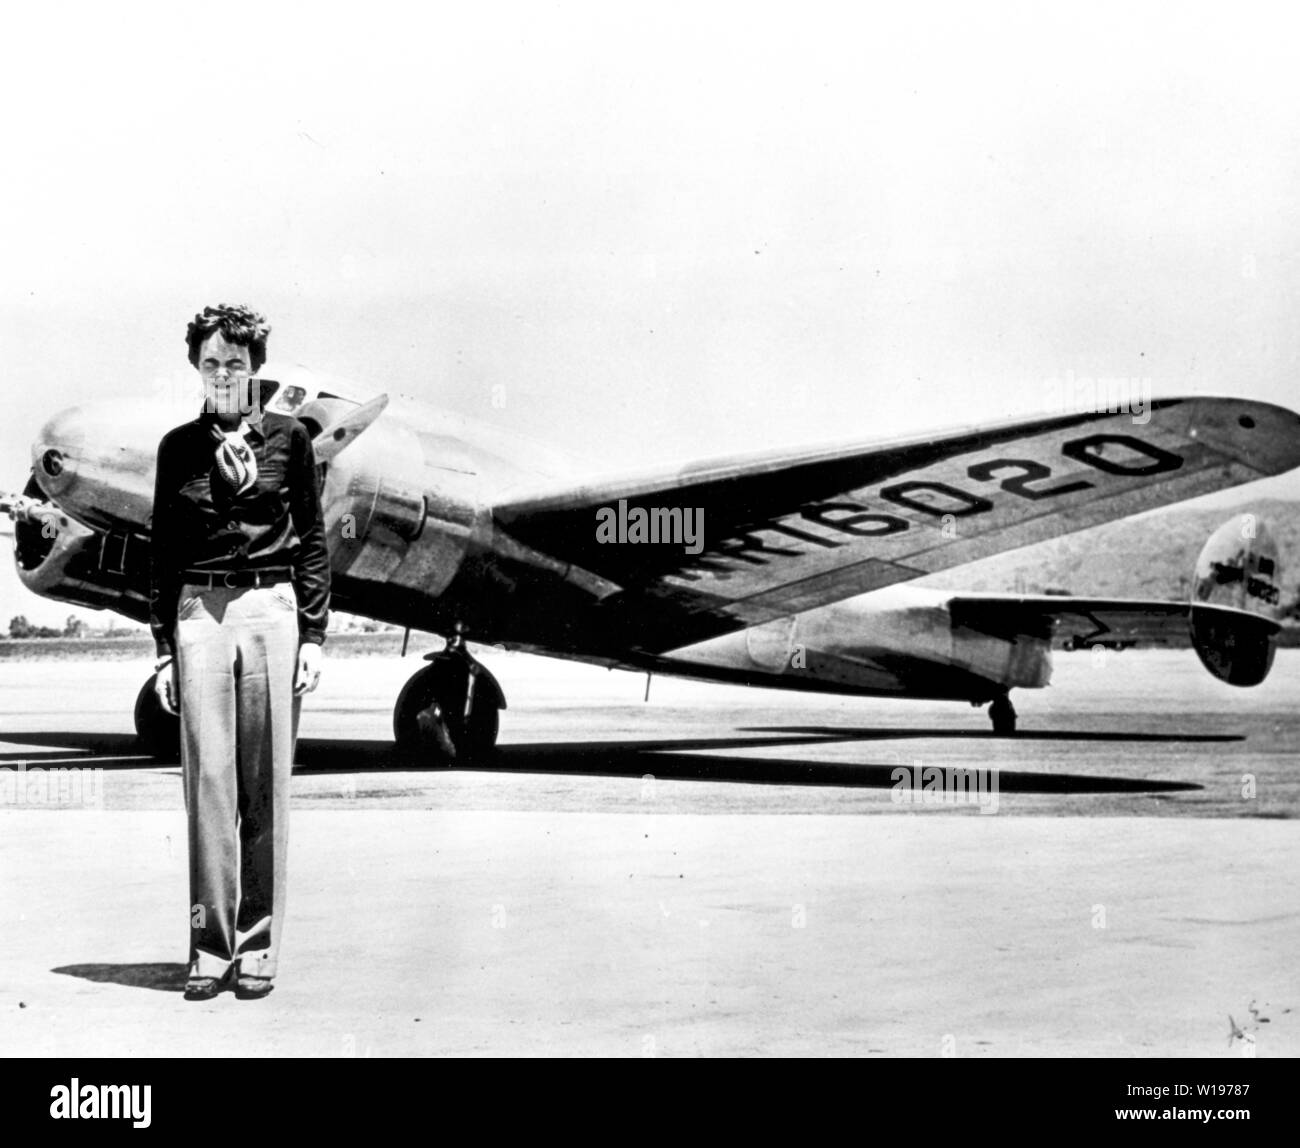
[{"xmin": 919, "ymin": 497, "xmax": 1300, "ymax": 603}]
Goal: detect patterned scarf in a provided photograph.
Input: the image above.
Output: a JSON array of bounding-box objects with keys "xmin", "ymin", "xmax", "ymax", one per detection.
[{"xmin": 209, "ymin": 421, "xmax": 258, "ymax": 495}]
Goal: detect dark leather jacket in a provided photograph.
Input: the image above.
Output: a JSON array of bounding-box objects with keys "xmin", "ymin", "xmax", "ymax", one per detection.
[{"xmin": 149, "ymin": 409, "xmax": 330, "ymax": 656}]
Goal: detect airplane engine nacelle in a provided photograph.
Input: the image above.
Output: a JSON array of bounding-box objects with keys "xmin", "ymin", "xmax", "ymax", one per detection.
[
  {"xmin": 10, "ymin": 477, "xmax": 140, "ymax": 615},
  {"xmin": 321, "ymin": 412, "xmax": 479, "ymax": 597},
  {"xmin": 1189, "ymin": 514, "xmax": 1282, "ymax": 686}
]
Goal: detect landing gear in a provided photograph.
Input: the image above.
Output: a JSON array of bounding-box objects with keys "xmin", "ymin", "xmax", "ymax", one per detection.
[
  {"xmin": 393, "ymin": 637, "xmax": 504, "ymax": 765},
  {"xmin": 134, "ymin": 674, "xmax": 180, "ymax": 760},
  {"xmin": 988, "ymin": 692, "xmax": 1017, "ymax": 736}
]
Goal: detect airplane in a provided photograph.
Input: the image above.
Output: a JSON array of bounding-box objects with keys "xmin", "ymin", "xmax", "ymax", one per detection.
[{"xmin": 3, "ymin": 363, "xmax": 1297, "ymax": 762}]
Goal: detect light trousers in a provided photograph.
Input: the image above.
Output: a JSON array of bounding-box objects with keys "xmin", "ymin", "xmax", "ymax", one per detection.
[{"xmin": 175, "ymin": 582, "xmax": 301, "ymax": 979}]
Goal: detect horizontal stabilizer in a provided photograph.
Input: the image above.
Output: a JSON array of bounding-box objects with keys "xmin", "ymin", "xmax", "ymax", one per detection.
[{"xmin": 946, "ymin": 593, "xmax": 1279, "ymax": 649}]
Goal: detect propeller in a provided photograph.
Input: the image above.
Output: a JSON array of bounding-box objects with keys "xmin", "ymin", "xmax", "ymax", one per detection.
[
  {"xmin": 309, "ymin": 393, "xmax": 390, "ymax": 463},
  {"xmin": 0, "ymin": 492, "xmax": 68, "ymax": 531}
]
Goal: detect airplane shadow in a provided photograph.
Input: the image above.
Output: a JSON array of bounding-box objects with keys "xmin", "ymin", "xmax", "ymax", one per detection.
[
  {"xmin": 740, "ymin": 725, "xmax": 1244, "ymax": 744},
  {"xmin": 481, "ymin": 742, "xmax": 1203, "ymax": 794},
  {"xmin": 1, "ymin": 728, "xmax": 1212, "ymax": 793},
  {"xmin": 52, "ymin": 962, "xmax": 187, "ymax": 993},
  {"xmin": 295, "ymin": 734, "xmax": 1202, "ymax": 794},
  {"xmin": 0, "ymin": 733, "xmax": 157, "ymax": 768}
]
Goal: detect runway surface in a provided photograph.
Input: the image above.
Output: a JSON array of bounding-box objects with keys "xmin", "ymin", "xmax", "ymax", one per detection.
[{"xmin": 1, "ymin": 648, "xmax": 1296, "ymax": 1056}]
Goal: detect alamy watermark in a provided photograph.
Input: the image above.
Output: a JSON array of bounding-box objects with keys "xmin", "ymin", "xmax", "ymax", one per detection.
[
  {"xmin": 595, "ymin": 499, "xmax": 704, "ymax": 555},
  {"xmin": 1, "ymin": 763, "xmax": 104, "ymax": 807},
  {"xmin": 890, "ymin": 759, "xmax": 999, "ymax": 815},
  {"xmin": 147, "ymin": 373, "xmax": 266, "ymax": 417},
  {"xmin": 1040, "ymin": 370, "xmax": 1152, "ymax": 425},
  {"xmin": 49, "ymin": 1078, "xmax": 150, "ymax": 1128}
]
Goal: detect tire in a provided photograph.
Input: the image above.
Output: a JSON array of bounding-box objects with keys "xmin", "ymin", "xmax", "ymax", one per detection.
[
  {"xmin": 393, "ymin": 663, "xmax": 500, "ymax": 765},
  {"xmin": 134, "ymin": 675, "xmax": 181, "ymax": 760},
  {"xmin": 460, "ymin": 700, "xmax": 499, "ymax": 761}
]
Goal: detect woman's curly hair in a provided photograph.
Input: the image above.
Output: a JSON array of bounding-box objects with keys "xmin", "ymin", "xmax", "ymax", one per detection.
[{"xmin": 185, "ymin": 304, "xmax": 272, "ymax": 373}]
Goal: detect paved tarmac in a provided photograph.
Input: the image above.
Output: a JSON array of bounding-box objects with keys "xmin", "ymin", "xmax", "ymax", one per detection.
[{"xmin": 1, "ymin": 649, "xmax": 1296, "ymax": 1056}]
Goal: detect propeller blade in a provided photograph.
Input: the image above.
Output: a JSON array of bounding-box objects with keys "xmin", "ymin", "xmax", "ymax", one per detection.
[{"xmin": 310, "ymin": 393, "xmax": 389, "ymax": 463}]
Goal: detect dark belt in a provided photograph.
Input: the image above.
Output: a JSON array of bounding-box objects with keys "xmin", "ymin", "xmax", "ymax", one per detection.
[{"xmin": 181, "ymin": 567, "xmax": 293, "ymax": 589}]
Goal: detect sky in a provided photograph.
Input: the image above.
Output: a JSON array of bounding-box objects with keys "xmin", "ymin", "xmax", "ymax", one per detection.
[{"xmin": 2, "ymin": 0, "xmax": 1298, "ymax": 623}]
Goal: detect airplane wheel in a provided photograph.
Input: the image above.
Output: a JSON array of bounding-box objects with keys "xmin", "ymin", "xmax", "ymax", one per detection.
[
  {"xmin": 461, "ymin": 702, "xmax": 499, "ymax": 760},
  {"xmin": 988, "ymin": 694, "xmax": 1017, "ymax": 736},
  {"xmin": 393, "ymin": 663, "xmax": 500, "ymax": 765},
  {"xmin": 134, "ymin": 675, "xmax": 180, "ymax": 760}
]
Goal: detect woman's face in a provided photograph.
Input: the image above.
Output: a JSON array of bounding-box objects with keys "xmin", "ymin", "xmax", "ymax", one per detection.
[{"xmin": 197, "ymin": 331, "xmax": 257, "ymax": 419}]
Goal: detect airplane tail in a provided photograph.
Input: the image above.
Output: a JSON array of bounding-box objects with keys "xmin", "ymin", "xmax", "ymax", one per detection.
[{"xmin": 1189, "ymin": 513, "xmax": 1284, "ymax": 686}]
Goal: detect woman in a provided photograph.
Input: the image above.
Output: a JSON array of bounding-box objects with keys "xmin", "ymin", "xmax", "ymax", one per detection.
[{"xmin": 149, "ymin": 304, "xmax": 330, "ymax": 1001}]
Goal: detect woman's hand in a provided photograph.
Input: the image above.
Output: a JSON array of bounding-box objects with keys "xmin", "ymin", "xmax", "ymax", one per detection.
[
  {"xmin": 295, "ymin": 643, "xmax": 322, "ymax": 695},
  {"xmin": 154, "ymin": 657, "xmax": 179, "ymax": 715}
]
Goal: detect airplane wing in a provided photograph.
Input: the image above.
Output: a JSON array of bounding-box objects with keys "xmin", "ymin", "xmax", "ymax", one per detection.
[
  {"xmin": 945, "ymin": 594, "xmax": 1280, "ymax": 648},
  {"xmin": 492, "ymin": 397, "xmax": 1300, "ymax": 654}
]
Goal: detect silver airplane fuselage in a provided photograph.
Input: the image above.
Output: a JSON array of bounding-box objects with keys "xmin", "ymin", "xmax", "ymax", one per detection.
[{"xmin": 15, "ymin": 372, "xmax": 1039, "ymax": 707}]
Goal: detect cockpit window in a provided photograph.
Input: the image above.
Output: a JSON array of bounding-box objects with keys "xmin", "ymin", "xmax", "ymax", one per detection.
[
  {"xmin": 256, "ymin": 379, "xmax": 281, "ymax": 409},
  {"xmin": 268, "ymin": 384, "xmax": 308, "ymax": 413}
]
